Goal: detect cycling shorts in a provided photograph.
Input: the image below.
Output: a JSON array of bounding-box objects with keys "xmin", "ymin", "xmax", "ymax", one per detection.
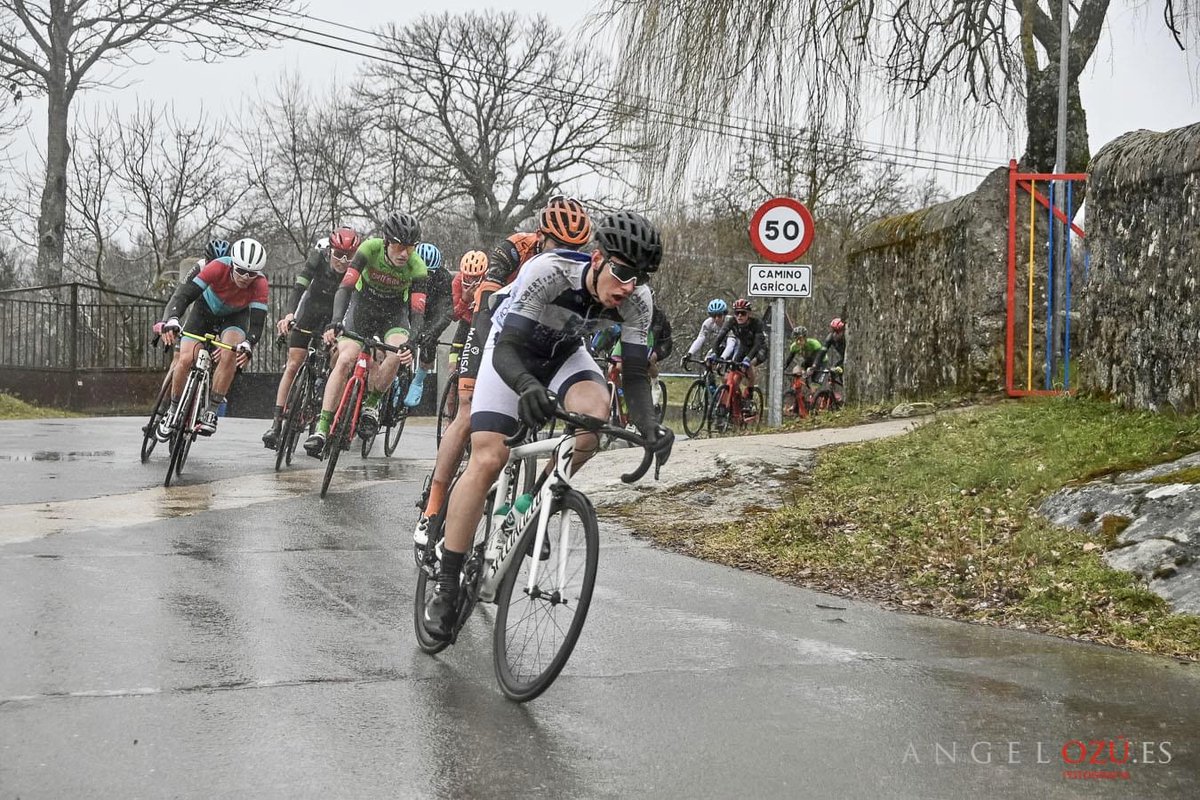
[
  {"xmin": 182, "ymin": 303, "xmax": 250, "ymax": 340},
  {"xmin": 343, "ymin": 295, "xmax": 411, "ymax": 341},
  {"xmin": 287, "ymin": 295, "xmax": 335, "ymax": 349},
  {"xmin": 471, "ymin": 338, "xmax": 605, "ymax": 437}
]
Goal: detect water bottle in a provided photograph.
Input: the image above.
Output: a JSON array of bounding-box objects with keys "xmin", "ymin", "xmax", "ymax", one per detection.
[{"xmin": 404, "ymin": 366, "xmax": 427, "ymax": 407}]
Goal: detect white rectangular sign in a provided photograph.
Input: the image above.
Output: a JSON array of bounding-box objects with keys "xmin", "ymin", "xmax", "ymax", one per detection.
[{"xmin": 747, "ymin": 264, "xmax": 811, "ymax": 297}]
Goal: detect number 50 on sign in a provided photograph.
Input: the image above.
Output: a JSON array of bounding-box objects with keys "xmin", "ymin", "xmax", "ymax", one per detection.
[{"xmin": 748, "ymin": 197, "xmax": 815, "ymax": 263}]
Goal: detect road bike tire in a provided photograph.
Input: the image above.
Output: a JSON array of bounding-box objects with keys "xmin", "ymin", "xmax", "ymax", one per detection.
[
  {"xmin": 436, "ymin": 372, "xmax": 459, "ymax": 447},
  {"xmin": 492, "ymin": 488, "xmax": 599, "ymax": 702},
  {"xmin": 164, "ymin": 381, "xmax": 198, "ymax": 487},
  {"xmin": 747, "ymin": 387, "xmax": 765, "ymax": 428},
  {"xmin": 140, "ymin": 376, "xmax": 171, "ymax": 463},
  {"xmin": 383, "ymin": 372, "xmax": 411, "ymax": 457},
  {"xmin": 682, "ymin": 380, "xmax": 707, "ymax": 438},
  {"xmin": 813, "ymin": 389, "xmax": 836, "ymax": 414},
  {"xmin": 652, "ymin": 379, "xmax": 668, "ymax": 425},
  {"xmin": 276, "ymin": 363, "xmax": 310, "ymax": 471},
  {"xmin": 321, "ymin": 381, "xmax": 359, "ymax": 498},
  {"xmin": 708, "ymin": 386, "xmax": 733, "ymax": 436},
  {"xmin": 361, "ymin": 383, "xmax": 388, "ymax": 459},
  {"xmin": 413, "ymin": 513, "xmax": 453, "ymax": 655}
]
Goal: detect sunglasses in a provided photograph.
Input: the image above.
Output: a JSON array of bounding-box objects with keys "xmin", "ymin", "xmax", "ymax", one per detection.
[
  {"xmin": 331, "ymin": 249, "xmax": 354, "ymax": 261},
  {"xmin": 233, "ymin": 267, "xmax": 258, "ymax": 278},
  {"xmin": 733, "ymin": 310, "xmax": 749, "ymax": 316},
  {"xmin": 605, "ymin": 257, "xmax": 649, "ymax": 286}
]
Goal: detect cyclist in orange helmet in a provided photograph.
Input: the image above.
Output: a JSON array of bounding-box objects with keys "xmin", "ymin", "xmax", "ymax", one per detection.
[{"xmin": 413, "ymin": 196, "xmax": 593, "ymax": 547}]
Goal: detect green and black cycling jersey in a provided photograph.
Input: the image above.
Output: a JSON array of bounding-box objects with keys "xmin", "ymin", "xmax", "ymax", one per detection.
[{"xmin": 330, "ymin": 237, "xmax": 428, "ymax": 328}]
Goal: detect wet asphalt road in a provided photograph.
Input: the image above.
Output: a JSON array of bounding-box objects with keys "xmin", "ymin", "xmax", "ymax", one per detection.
[{"xmin": 1, "ymin": 417, "xmax": 1199, "ymax": 799}]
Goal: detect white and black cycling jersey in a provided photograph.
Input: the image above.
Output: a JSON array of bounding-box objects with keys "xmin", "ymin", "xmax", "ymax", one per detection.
[
  {"xmin": 489, "ymin": 250, "xmax": 653, "ymax": 365},
  {"xmin": 687, "ymin": 316, "xmax": 725, "ymax": 357}
]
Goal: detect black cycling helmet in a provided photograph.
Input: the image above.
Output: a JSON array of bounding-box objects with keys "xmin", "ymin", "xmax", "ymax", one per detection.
[
  {"xmin": 382, "ymin": 211, "xmax": 421, "ymax": 245},
  {"xmin": 595, "ymin": 211, "xmax": 663, "ymax": 273},
  {"xmin": 204, "ymin": 239, "xmax": 231, "ymax": 261}
]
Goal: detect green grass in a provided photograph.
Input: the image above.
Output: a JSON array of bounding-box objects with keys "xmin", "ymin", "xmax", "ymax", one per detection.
[
  {"xmin": 0, "ymin": 394, "xmax": 79, "ymax": 419},
  {"xmin": 640, "ymin": 395, "xmax": 1200, "ymax": 659}
]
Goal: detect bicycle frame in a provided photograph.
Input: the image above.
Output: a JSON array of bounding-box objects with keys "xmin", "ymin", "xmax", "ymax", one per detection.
[
  {"xmin": 605, "ymin": 358, "xmax": 627, "ymax": 427},
  {"xmin": 330, "ymin": 346, "xmax": 374, "ymax": 442},
  {"xmin": 722, "ymin": 363, "xmax": 749, "ymax": 425}
]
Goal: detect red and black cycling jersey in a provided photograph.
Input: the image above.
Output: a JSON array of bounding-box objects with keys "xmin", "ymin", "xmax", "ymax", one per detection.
[{"xmin": 715, "ymin": 314, "xmax": 767, "ymax": 363}]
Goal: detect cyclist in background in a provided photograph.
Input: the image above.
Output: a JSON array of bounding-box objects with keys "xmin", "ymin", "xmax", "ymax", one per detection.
[
  {"xmin": 411, "ymin": 243, "xmax": 452, "ymax": 378},
  {"xmin": 262, "ymin": 226, "xmax": 361, "ymax": 449},
  {"xmin": 158, "ymin": 238, "xmax": 269, "ymax": 436},
  {"xmin": 784, "ymin": 325, "xmax": 829, "ymax": 385},
  {"xmin": 709, "ymin": 297, "xmax": 766, "ymax": 407},
  {"xmin": 447, "ymin": 250, "xmax": 489, "ymax": 369},
  {"xmin": 591, "ymin": 303, "xmax": 673, "ymax": 379},
  {"xmin": 683, "ymin": 298, "xmax": 728, "ymax": 366},
  {"xmin": 824, "ymin": 317, "xmax": 847, "ymax": 370},
  {"xmin": 413, "ymin": 196, "xmax": 593, "ymax": 548},
  {"xmin": 422, "ymin": 210, "xmax": 674, "ymax": 641},
  {"xmin": 303, "ymin": 212, "xmax": 427, "ymax": 456}
]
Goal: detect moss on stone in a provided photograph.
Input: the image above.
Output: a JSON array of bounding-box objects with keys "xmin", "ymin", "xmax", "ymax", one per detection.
[
  {"xmin": 1147, "ymin": 466, "xmax": 1200, "ymax": 485},
  {"xmin": 1100, "ymin": 515, "xmax": 1132, "ymax": 548}
]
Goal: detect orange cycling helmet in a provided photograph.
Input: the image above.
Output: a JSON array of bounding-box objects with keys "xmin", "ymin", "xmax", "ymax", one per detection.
[
  {"xmin": 459, "ymin": 249, "xmax": 488, "ymax": 277},
  {"xmin": 539, "ymin": 195, "xmax": 592, "ymax": 246}
]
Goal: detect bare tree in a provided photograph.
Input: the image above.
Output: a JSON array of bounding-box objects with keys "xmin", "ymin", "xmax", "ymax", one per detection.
[
  {"xmin": 362, "ymin": 11, "xmax": 639, "ymax": 241},
  {"xmin": 0, "ymin": 0, "xmax": 298, "ymax": 281},
  {"xmin": 240, "ymin": 76, "xmax": 377, "ymax": 260},
  {"xmin": 63, "ymin": 108, "xmax": 118, "ymax": 287},
  {"xmin": 606, "ymin": 0, "xmax": 1199, "ymax": 179},
  {"xmin": 115, "ymin": 103, "xmax": 246, "ymax": 290}
]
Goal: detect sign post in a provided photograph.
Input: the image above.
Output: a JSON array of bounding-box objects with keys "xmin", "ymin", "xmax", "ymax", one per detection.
[{"xmin": 748, "ymin": 198, "xmax": 815, "ymax": 427}]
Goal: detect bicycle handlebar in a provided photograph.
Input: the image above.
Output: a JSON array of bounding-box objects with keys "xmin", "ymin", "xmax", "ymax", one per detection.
[
  {"xmin": 339, "ymin": 329, "xmax": 412, "ymax": 355},
  {"xmin": 504, "ymin": 404, "xmax": 671, "ymax": 484}
]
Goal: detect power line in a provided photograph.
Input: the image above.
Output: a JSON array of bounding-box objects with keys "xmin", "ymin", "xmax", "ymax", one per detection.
[
  {"xmin": 251, "ymin": 10, "xmax": 1002, "ymax": 180},
  {"xmin": 285, "ymin": 9, "xmax": 1004, "ymax": 173}
]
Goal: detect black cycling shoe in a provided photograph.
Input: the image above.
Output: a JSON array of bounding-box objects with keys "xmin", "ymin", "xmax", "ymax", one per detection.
[
  {"xmin": 304, "ymin": 431, "xmax": 327, "ymax": 458},
  {"xmin": 357, "ymin": 406, "xmax": 380, "ymax": 440},
  {"xmin": 262, "ymin": 423, "xmax": 280, "ymax": 450},
  {"xmin": 423, "ymin": 574, "xmax": 459, "ymax": 642}
]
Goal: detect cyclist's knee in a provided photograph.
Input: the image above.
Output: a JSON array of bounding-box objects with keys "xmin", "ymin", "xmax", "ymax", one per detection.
[{"xmin": 465, "ymin": 434, "xmax": 507, "ymax": 474}]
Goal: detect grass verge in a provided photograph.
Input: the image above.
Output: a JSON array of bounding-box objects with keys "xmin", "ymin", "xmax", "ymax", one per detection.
[
  {"xmin": 0, "ymin": 394, "xmax": 79, "ymax": 420},
  {"xmin": 631, "ymin": 395, "xmax": 1200, "ymax": 659}
]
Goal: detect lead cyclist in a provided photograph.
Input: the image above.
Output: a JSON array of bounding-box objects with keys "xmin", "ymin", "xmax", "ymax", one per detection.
[{"xmin": 422, "ymin": 210, "xmax": 675, "ymax": 642}]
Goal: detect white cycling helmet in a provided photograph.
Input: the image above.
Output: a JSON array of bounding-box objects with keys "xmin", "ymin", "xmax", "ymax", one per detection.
[{"xmin": 230, "ymin": 238, "xmax": 267, "ymax": 272}]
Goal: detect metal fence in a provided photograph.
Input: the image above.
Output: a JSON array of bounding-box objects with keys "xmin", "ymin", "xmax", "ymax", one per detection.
[{"xmin": 0, "ymin": 281, "xmax": 297, "ymax": 374}]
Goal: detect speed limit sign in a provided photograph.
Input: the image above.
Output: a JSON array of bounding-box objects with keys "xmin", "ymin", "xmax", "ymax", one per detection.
[{"xmin": 749, "ymin": 197, "xmax": 815, "ymax": 263}]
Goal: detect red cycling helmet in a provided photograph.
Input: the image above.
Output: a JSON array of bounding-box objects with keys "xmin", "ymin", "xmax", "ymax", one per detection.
[
  {"xmin": 329, "ymin": 226, "xmax": 361, "ymax": 252},
  {"xmin": 732, "ymin": 298, "xmax": 752, "ymax": 313},
  {"xmin": 830, "ymin": 317, "xmax": 846, "ymax": 333}
]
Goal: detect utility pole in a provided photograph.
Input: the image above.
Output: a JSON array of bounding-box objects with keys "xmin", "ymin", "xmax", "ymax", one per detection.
[{"xmin": 1050, "ymin": 0, "xmax": 1071, "ymax": 386}]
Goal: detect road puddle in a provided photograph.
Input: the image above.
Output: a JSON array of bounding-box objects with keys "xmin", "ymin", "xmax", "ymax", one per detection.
[
  {"xmin": 0, "ymin": 462, "xmax": 426, "ymax": 545},
  {"xmin": 0, "ymin": 450, "xmax": 116, "ymax": 462}
]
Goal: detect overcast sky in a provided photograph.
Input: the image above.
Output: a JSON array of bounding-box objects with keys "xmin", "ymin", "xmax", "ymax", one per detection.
[{"xmin": 5, "ymin": 0, "xmax": 1199, "ymax": 198}]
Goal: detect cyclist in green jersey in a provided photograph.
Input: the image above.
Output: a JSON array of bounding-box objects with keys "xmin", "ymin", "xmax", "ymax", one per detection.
[
  {"xmin": 783, "ymin": 325, "xmax": 830, "ymax": 386},
  {"xmin": 304, "ymin": 211, "xmax": 428, "ymax": 456}
]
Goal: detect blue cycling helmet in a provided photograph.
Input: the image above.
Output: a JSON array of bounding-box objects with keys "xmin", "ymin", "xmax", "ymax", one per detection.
[
  {"xmin": 416, "ymin": 243, "xmax": 443, "ymax": 271},
  {"xmin": 204, "ymin": 239, "xmax": 231, "ymax": 261},
  {"xmin": 707, "ymin": 298, "xmax": 728, "ymax": 315}
]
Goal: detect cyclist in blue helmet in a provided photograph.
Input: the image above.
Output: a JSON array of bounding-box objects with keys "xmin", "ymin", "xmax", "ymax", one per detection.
[
  {"xmin": 413, "ymin": 242, "xmax": 453, "ymax": 376},
  {"xmin": 684, "ymin": 298, "xmax": 729, "ymax": 366}
]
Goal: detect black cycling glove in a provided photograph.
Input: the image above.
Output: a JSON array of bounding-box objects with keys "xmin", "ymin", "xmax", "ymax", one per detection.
[{"xmin": 516, "ymin": 377, "xmax": 555, "ymax": 428}]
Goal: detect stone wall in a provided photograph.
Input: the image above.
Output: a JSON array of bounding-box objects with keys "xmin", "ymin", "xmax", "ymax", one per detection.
[
  {"xmin": 1078, "ymin": 123, "xmax": 1200, "ymax": 411},
  {"xmin": 844, "ymin": 166, "xmax": 1009, "ymax": 401}
]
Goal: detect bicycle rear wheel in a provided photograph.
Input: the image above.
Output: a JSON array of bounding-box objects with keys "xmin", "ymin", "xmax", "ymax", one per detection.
[
  {"xmin": 140, "ymin": 376, "xmax": 171, "ymax": 463},
  {"xmin": 436, "ymin": 372, "xmax": 459, "ymax": 446},
  {"xmin": 413, "ymin": 516, "xmax": 453, "ymax": 655},
  {"xmin": 813, "ymin": 389, "xmax": 836, "ymax": 414},
  {"xmin": 682, "ymin": 380, "xmax": 707, "ymax": 438},
  {"xmin": 492, "ymin": 488, "xmax": 599, "ymax": 702},
  {"xmin": 361, "ymin": 381, "xmax": 391, "ymax": 458},
  {"xmin": 383, "ymin": 372, "xmax": 411, "ymax": 456},
  {"xmin": 321, "ymin": 381, "xmax": 359, "ymax": 498},
  {"xmin": 708, "ymin": 386, "xmax": 733, "ymax": 435},
  {"xmin": 276, "ymin": 364, "xmax": 310, "ymax": 471}
]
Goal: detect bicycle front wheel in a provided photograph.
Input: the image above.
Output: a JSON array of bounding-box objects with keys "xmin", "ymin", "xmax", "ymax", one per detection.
[
  {"xmin": 383, "ymin": 373, "xmax": 411, "ymax": 456},
  {"xmin": 140, "ymin": 376, "xmax": 171, "ymax": 463},
  {"xmin": 492, "ymin": 488, "xmax": 599, "ymax": 702},
  {"xmin": 276, "ymin": 363, "xmax": 310, "ymax": 471},
  {"xmin": 708, "ymin": 386, "xmax": 733, "ymax": 435},
  {"xmin": 436, "ymin": 372, "xmax": 459, "ymax": 447},
  {"xmin": 746, "ymin": 387, "xmax": 765, "ymax": 428},
  {"xmin": 321, "ymin": 381, "xmax": 359, "ymax": 498},
  {"xmin": 682, "ymin": 380, "xmax": 707, "ymax": 438}
]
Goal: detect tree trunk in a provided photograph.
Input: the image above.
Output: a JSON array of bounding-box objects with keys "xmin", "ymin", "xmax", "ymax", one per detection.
[
  {"xmin": 37, "ymin": 84, "xmax": 71, "ymax": 283},
  {"xmin": 1021, "ymin": 64, "xmax": 1090, "ymax": 175}
]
